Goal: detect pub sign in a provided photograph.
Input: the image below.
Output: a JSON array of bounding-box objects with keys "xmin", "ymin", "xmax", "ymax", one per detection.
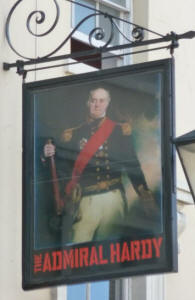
[{"xmin": 22, "ymin": 59, "xmax": 177, "ymax": 289}]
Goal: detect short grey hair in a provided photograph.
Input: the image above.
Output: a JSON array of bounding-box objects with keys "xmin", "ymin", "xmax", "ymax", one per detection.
[{"xmin": 88, "ymin": 87, "xmax": 111, "ymax": 105}]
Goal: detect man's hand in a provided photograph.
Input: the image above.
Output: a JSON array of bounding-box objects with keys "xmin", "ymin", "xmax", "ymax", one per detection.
[
  {"xmin": 138, "ymin": 185, "xmax": 158, "ymax": 217},
  {"xmin": 44, "ymin": 141, "xmax": 56, "ymax": 157}
]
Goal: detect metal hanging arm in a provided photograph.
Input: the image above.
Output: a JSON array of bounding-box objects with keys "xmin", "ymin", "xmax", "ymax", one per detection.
[
  {"xmin": 3, "ymin": 31, "xmax": 195, "ymax": 71},
  {"xmin": 3, "ymin": 0, "xmax": 195, "ymax": 75}
]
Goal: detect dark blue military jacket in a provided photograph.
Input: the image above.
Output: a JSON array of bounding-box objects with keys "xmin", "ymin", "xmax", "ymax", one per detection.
[{"xmin": 54, "ymin": 117, "xmax": 148, "ymax": 197}]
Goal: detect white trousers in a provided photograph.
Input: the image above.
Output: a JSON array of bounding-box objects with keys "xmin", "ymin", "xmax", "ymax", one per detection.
[{"xmin": 72, "ymin": 189, "xmax": 125, "ymax": 243}]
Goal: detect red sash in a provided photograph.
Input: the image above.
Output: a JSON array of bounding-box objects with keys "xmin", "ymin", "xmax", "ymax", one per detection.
[{"xmin": 66, "ymin": 118, "xmax": 116, "ymax": 195}]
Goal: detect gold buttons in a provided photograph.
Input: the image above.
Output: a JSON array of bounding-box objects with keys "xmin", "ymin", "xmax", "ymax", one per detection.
[
  {"xmin": 99, "ymin": 151, "xmax": 104, "ymax": 157},
  {"xmin": 96, "ymin": 167, "xmax": 100, "ymax": 172},
  {"xmin": 106, "ymin": 166, "xmax": 110, "ymax": 170}
]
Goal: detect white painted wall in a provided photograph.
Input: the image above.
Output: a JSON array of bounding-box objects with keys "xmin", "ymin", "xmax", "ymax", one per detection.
[{"xmin": 165, "ymin": 205, "xmax": 195, "ymax": 300}]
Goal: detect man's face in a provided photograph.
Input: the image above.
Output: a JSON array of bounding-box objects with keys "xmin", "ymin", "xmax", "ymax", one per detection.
[{"xmin": 88, "ymin": 88, "xmax": 110, "ymax": 119}]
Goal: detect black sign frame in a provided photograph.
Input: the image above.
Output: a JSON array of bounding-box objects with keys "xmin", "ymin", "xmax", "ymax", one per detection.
[{"xmin": 22, "ymin": 58, "xmax": 177, "ymax": 290}]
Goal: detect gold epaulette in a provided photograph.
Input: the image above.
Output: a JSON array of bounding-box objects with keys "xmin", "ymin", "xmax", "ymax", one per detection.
[
  {"xmin": 119, "ymin": 122, "xmax": 132, "ymax": 136},
  {"xmin": 61, "ymin": 123, "xmax": 84, "ymax": 142},
  {"xmin": 62, "ymin": 128, "xmax": 74, "ymax": 142}
]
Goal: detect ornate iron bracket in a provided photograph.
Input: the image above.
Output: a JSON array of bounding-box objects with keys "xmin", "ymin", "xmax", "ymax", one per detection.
[{"xmin": 3, "ymin": 0, "xmax": 195, "ymax": 78}]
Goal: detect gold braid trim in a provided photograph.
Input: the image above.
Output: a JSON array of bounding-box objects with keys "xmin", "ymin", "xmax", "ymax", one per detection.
[
  {"xmin": 119, "ymin": 122, "xmax": 132, "ymax": 136},
  {"xmin": 61, "ymin": 123, "xmax": 85, "ymax": 142},
  {"xmin": 62, "ymin": 128, "xmax": 73, "ymax": 142}
]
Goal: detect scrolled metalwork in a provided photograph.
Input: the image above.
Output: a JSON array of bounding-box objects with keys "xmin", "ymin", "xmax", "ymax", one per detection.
[
  {"xmin": 4, "ymin": 0, "xmax": 167, "ymax": 64},
  {"xmin": 5, "ymin": 0, "xmax": 60, "ymax": 59},
  {"xmin": 49, "ymin": 12, "xmax": 115, "ymax": 58},
  {"xmin": 88, "ymin": 14, "xmax": 114, "ymax": 49},
  {"xmin": 132, "ymin": 27, "xmax": 144, "ymax": 42},
  {"xmin": 5, "ymin": 0, "xmax": 117, "ymax": 60},
  {"xmin": 89, "ymin": 27, "xmax": 105, "ymax": 42},
  {"xmin": 26, "ymin": 0, "xmax": 59, "ymax": 37}
]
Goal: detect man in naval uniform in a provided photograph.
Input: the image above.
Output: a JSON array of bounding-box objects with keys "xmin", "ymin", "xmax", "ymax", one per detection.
[{"xmin": 44, "ymin": 88, "xmax": 156, "ymax": 243}]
